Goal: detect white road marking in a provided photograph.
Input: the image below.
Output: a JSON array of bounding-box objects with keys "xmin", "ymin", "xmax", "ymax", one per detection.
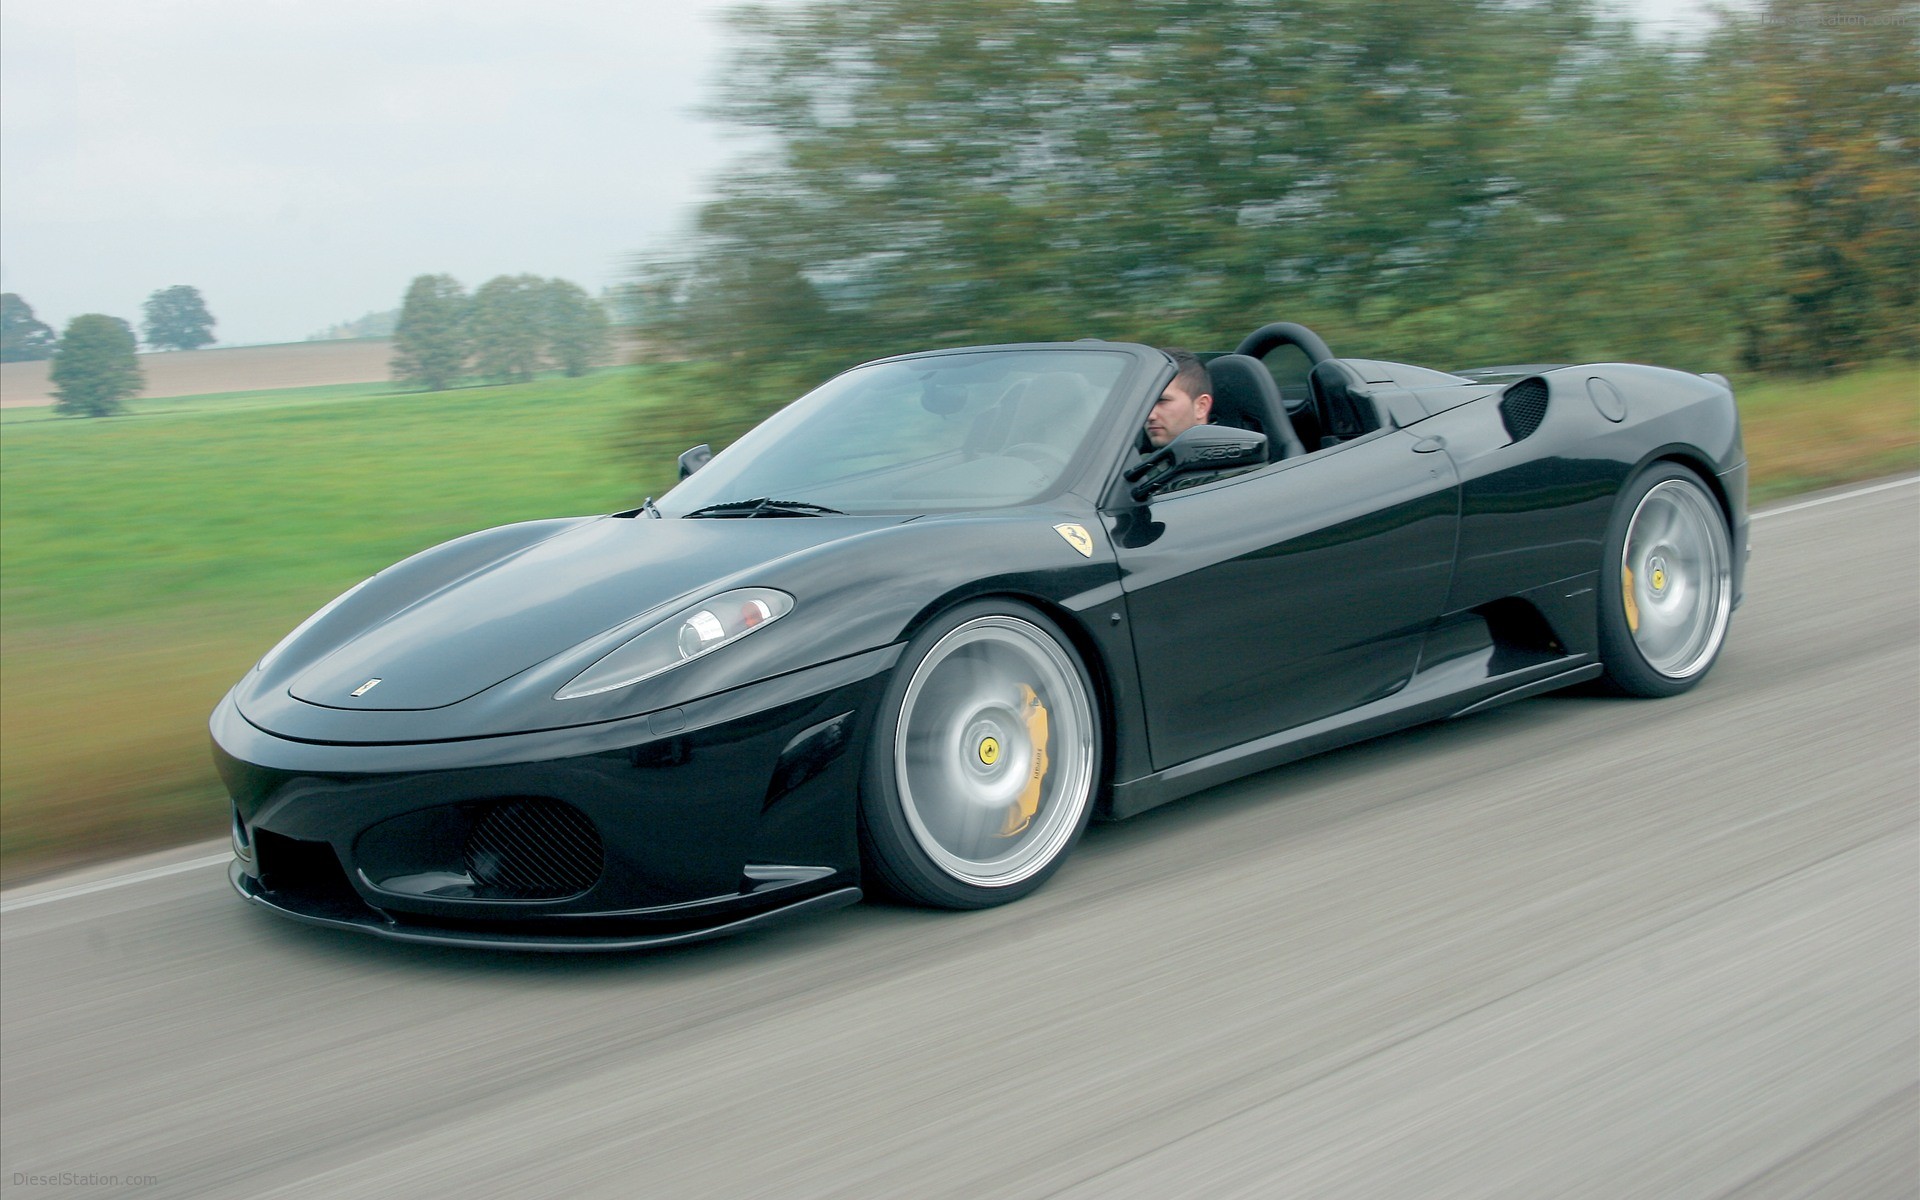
[
  {"xmin": 2, "ymin": 474, "xmax": 1914, "ymax": 915},
  {"xmin": 1751, "ymin": 474, "xmax": 1917, "ymax": 521},
  {"xmin": 0, "ymin": 853, "xmax": 231, "ymax": 914}
]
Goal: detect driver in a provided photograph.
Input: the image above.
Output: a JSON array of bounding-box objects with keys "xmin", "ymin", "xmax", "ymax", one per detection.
[{"xmin": 1145, "ymin": 348, "xmax": 1214, "ymax": 449}]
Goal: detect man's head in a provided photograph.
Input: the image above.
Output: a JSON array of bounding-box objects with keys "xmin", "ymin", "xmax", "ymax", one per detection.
[{"xmin": 1146, "ymin": 348, "xmax": 1213, "ymax": 449}]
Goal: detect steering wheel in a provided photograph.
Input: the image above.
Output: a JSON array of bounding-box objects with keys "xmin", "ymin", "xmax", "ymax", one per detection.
[{"xmin": 1234, "ymin": 322, "xmax": 1334, "ymax": 366}]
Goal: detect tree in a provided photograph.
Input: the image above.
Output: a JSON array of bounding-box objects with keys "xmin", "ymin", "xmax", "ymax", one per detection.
[
  {"xmin": 1719, "ymin": 0, "xmax": 1920, "ymax": 372},
  {"xmin": 638, "ymin": 0, "xmax": 1600, "ymax": 423},
  {"xmin": 141, "ymin": 285, "xmax": 216, "ymax": 351},
  {"xmin": 643, "ymin": 0, "xmax": 1915, "ymax": 404},
  {"xmin": 1, "ymin": 293, "xmax": 58, "ymax": 361},
  {"xmin": 470, "ymin": 274, "xmax": 549, "ymax": 382},
  {"xmin": 541, "ymin": 279, "xmax": 613, "ymax": 376},
  {"xmin": 391, "ymin": 274, "xmax": 472, "ymax": 391},
  {"xmin": 1357, "ymin": 26, "xmax": 1786, "ymax": 371},
  {"xmin": 50, "ymin": 315, "xmax": 143, "ymax": 417}
]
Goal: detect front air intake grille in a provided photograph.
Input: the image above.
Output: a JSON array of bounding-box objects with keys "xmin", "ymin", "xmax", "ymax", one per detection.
[
  {"xmin": 1500, "ymin": 377, "xmax": 1550, "ymax": 441},
  {"xmin": 462, "ymin": 798, "xmax": 603, "ymax": 899},
  {"xmin": 253, "ymin": 830, "xmax": 368, "ymax": 920}
]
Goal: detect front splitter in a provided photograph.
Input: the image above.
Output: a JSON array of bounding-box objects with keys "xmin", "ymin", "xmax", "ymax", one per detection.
[{"xmin": 230, "ymin": 860, "xmax": 862, "ymax": 952}]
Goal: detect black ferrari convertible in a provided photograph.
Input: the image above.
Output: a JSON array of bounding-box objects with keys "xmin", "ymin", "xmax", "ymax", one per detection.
[{"xmin": 214, "ymin": 322, "xmax": 1747, "ymax": 949}]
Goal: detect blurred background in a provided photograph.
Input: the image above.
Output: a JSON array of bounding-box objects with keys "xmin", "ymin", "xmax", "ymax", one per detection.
[{"xmin": 2, "ymin": 0, "xmax": 1915, "ymax": 880}]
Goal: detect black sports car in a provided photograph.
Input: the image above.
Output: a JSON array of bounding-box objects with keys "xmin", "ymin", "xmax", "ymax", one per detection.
[{"xmin": 214, "ymin": 322, "xmax": 1747, "ymax": 949}]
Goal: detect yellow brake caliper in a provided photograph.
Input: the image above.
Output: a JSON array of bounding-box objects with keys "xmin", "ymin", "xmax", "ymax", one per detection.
[
  {"xmin": 1622, "ymin": 565, "xmax": 1639, "ymax": 633},
  {"xmin": 998, "ymin": 684, "xmax": 1050, "ymax": 837}
]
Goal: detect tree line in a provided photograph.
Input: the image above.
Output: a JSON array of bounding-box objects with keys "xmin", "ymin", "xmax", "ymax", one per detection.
[
  {"xmin": 307, "ymin": 309, "xmax": 399, "ymax": 341},
  {"xmin": 3, "ymin": 286, "xmax": 218, "ymax": 416},
  {"xmin": 8, "ymin": 271, "xmax": 614, "ymax": 416},
  {"xmin": 3, "ymin": 286, "xmax": 215, "ymax": 363},
  {"xmin": 390, "ymin": 274, "xmax": 612, "ymax": 391},
  {"xmin": 633, "ymin": 0, "xmax": 1916, "ymax": 440}
]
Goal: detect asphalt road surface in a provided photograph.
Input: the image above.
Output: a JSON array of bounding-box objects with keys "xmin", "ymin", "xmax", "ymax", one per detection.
[{"xmin": 3, "ymin": 479, "xmax": 1915, "ymax": 1199}]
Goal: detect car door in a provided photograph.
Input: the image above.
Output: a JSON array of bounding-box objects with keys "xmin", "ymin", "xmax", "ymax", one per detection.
[{"xmin": 1107, "ymin": 430, "xmax": 1460, "ymax": 770}]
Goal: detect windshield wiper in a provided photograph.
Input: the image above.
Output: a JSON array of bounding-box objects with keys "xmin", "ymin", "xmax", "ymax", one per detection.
[{"xmin": 683, "ymin": 497, "xmax": 847, "ymax": 518}]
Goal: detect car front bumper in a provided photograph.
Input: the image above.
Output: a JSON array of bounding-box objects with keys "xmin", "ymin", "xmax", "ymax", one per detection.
[{"xmin": 215, "ymin": 646, "xmax": 899, "ymax": 950}]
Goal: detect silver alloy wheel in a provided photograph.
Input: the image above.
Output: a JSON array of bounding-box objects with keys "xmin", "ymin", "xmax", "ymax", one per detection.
[
  {"xmin": 1621, "ymin": 479, "xmax": 1732, "ymax": 679},
  {"xmin": 893, "ymin": 614, "xmax": 1095, "ymax": 888}
]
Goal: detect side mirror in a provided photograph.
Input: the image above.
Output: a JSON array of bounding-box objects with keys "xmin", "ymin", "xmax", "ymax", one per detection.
[
  {"xmin": 677, "ymin": 444, "xmax": 712, "ymax": 479},
  {"xmin": 1124, "ymin": 425, "xmax": 1268, "ymax": 500}
]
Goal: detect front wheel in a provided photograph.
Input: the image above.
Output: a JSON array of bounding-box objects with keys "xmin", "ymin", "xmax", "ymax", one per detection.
[
  {"xmin": 1597, "ymin": 463, "xmax": 1733, "ymax": 697},
  {"xmin": 860, "ymin": 601, "xmax": 1101, "ymax": 909}
]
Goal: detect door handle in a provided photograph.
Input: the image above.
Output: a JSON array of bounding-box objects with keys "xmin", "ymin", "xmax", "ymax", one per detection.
[{"xmin": 1412, "ymin": 436, "xmax": 1447, "ymax": 453}]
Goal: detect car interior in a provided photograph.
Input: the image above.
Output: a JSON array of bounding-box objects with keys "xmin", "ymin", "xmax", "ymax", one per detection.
[
  {"xmin": 1202, "ymin": 354, "xmax": 1307, "ymax": 460},
  {"xmin": 1199, "ymin": 324, "xmax": 1387, "ymax": 460}
]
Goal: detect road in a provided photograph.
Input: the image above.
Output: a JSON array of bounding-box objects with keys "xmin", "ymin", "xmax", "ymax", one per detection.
[{"xmin": 3, "ymin": 480, "xmax": 1915, "ymax": 1199}]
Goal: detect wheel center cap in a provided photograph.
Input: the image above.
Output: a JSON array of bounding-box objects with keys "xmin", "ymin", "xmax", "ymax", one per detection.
[
  {"xmin": 978, "ymin": 737, "xmax": 1000, "ymax": 766},
  {"xmin": 1650, "ymin": 557, "xmax": 1668, "ymax": 593}
]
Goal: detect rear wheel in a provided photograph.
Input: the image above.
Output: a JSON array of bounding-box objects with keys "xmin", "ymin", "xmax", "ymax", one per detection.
[
  {"xmin": 1597, "ymin": 463, "xmax": 1733, "ymax": 697},
  {"xmin": 860, "ymin": 601, "xmax": 1100, "ymax": 909}
]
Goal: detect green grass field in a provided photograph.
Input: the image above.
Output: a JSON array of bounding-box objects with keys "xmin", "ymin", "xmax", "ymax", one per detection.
[
  {"xmin": 1, "ymin": 361, "xmax": 1914, "ymax": 880},
  {"xmin": 0, "ymin": 366, "xmax": 691, "ymax": 877},
  {"xmin": 2, "ymin": 371, "xmax": 677, "ymax": 627},
  {"xmin": 0, "ymin": 380, "xmax": 402, "ymax": 426}
]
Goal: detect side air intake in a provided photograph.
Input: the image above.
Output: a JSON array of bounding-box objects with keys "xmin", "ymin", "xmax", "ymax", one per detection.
[
  {"xmin": 1499, "ymin": 377, "xmax": 1550, "ymax": 441},
  {"xmin": 463, "ymin": 798, "xmax": 603, "ymax": 899}
]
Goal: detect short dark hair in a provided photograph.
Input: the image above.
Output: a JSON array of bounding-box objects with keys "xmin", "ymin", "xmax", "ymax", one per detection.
[{"xmin": 1160, "ymin": 347, "xmax": 1210, "ymax": 400}]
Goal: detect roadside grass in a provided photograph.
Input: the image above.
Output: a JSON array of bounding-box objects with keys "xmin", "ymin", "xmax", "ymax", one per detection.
[
  {"xmin": 1737, "ymin": 363, "xmax": 1919, "ymax": 501},
  {"xmin": 0, "ymin": 359, "xmax": 1913, "ymax": 881},
  {"xmin": 1, "ymin": 611, "xmax": 289, "ymax": 870}
]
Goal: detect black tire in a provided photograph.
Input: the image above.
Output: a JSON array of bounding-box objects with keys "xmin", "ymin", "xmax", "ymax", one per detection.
[
  {"xmin": 859, "ymin": 600, "xmax": 1102, "ymax": 909},
  {"xmin": 1597, "ymin": 462, "xmax": 1734, "ymax": 697}
]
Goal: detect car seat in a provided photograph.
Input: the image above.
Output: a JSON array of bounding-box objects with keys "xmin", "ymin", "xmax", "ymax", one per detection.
[{"xmin": 1205, "ymin": 354, "xmax": 1306, "ymax": 460}]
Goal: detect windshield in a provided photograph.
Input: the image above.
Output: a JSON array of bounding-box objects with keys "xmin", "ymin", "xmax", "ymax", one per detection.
[{"xmin": 660, "ymin": 349, "xmax": 1132, "ymax": 516}]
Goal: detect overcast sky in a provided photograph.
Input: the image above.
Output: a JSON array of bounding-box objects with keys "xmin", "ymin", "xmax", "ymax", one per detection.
[
  {"xmin": 1, "ymin": 1, "xmax": 747, "ymax": 345},
  {"xmin": 2, "ymin": 0, "xmax": 1721, "ymax": 348}
]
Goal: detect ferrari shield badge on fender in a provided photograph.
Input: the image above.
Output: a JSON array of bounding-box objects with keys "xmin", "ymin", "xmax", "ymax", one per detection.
[{"xmin": 1053, "ymin": 523, "xmax": 1094, "ymax": 558}]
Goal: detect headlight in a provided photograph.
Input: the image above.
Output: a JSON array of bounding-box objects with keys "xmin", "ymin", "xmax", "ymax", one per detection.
[
  {"xmin": 256, "ymin": 576, "xmax": 375, "ymax": 673},
  {"xmin": 555, "ymin": 587, "xmax": 795, "ymax": 700}
]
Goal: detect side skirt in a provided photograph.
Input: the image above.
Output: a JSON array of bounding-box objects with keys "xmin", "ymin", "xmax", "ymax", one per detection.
[{"xmin": 1106, "ymin": 655, "xmax": 1600, "ymax": 820}]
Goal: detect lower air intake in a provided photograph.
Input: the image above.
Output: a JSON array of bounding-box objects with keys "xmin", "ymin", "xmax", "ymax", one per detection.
[
  {"xmin": 1500, "ymin": 377, "xmax": 1550, "ymax": 441},
  {"xmin": 463, "ymin": 798, "xmax": 603, "ymax": 899}
]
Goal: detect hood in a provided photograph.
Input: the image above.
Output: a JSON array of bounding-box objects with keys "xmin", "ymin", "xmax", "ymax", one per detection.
[{"xmin": 283, "ymin": 514, "xmax": 903, "ymax": 711}]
